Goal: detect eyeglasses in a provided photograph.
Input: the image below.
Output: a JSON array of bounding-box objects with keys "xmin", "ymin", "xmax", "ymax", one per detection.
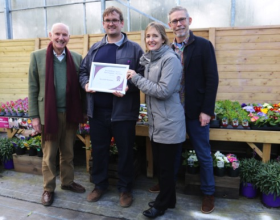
[
  {"xmin": 170, "ymin": 17, "xmax": 187, "ymax": 25},
  {"xmin": 103, "ymin": 19, "xmax": 120, "ymax": 24}
]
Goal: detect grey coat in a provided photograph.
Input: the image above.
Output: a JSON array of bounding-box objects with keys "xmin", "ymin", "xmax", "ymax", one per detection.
[{"xmin": 131, "ymin": 45, "xmax": 186, "ymax": 144}]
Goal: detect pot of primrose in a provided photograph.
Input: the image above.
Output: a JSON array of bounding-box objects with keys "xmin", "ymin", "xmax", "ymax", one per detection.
[
  {"xmin": 11, "ymin": 138, "xmax": 26, "ymax": 155},
  {"xmin": 0, "ymin": 138, "xmax": 14, "ymax": 169},
  {"xmin": 255, "ymin": 160, "xmax": 280, "ymax": 208},
  {"xmin": 239, "ymin": 158, "xmax": 261, "ymax": 198}
]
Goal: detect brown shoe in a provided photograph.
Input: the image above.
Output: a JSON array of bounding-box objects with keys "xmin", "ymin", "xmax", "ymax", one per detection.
[
  {"xmin": 87, "ymin": 188, "xmax": 106, "ymax": 202},
  {"xmin": 41, "ymin": 191, "xmax": 54, "ymax": 206},
  {"xmin": 120, "ymin": 191, "xmax": 133, "ymax": 208},
  {"xmin": 149, "ymin": 183, "xmax": 160, "ymax": 193},
  {"xmin": 61, "ymin": 182, "xmax": 86, "ymax": 193},
  {"xmin": 201, "ymin": 194, "xmax": 215, "ymax": 214}
]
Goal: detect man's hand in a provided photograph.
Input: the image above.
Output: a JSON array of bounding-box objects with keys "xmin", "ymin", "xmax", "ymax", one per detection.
[
  {"xmin": 199, "ymin": 112, "xmax": 211, "ymax": 126},
  {"xmin": 85, "ymin": 83, "xmax": 96, "ymax": 93},
  {"xmin": 32, "ymin": 117, "xmax": 42, "ymax": 133}
]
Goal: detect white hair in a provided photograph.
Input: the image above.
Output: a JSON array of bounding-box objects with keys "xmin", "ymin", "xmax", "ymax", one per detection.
[
  {"xmin": 50, "ymin": 23, "xmax": 70, "ymax": 35},
  {"xmin": 168, "ymin": 6, "xmax": 190, "ymax": 21}
]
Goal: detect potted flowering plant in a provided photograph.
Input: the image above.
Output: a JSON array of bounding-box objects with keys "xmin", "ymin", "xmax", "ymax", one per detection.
[
  {"xmin": 244, "ymin": 102, "xmax": 280, "ymax": 129},
  {"xmin": 239, "ymin": 158, "xmax": 261, "ymax": 198},
  {"xmin": 212, "ymin": 151, "xmax": 230, "ymax": 177},
  {"xmin": 11, "ymin": 137, "xmax": 26, "ymax": 155},
  {"xmin": 226, "ymin": 154, "xmax": 240, "ymax": 177},
  {"xmin": 0, "ymin": 138, "xmax": 14, "ymax": 169},
  {"xmin": 255, "ymin": 159, "xmax": 280, "ymax": 207},
  {"xmin": 23, "ymin": 138, "xmax": 37, "ymax": 156},
  {"xmin": 182, "ymin": 150, "xmax": 199, "ymax": 174},
  {"xmin": 27, "ymin": 135, "xmax": 42, "ymax": 157},
  {"xmin": 0, "ymin": 106, "xmax": 5, "ymax": 116}
]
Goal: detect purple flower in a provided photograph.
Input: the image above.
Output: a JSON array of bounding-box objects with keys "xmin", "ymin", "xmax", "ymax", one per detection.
[
  {"xmin": 243, "ymin": 106, "xmax": 255, "ymax": 113},
  {"xmin": 257, "ymin": 112, "xmax": 266, "ymax": 117},
  {"xmin": 241, "ymin": 103, "xmax": 247, "ymax": 108}
]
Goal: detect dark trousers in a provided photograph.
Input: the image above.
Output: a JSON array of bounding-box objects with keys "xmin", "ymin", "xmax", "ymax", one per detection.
[
  {"xmin": 89, "ymin": 109, "xmax": 136, "ymax": 192},
  {"xmin": 152, "ymin": 140, "xmax": 180, "ymax": 210},
  {"xmin": 153, "ymin": 143, "xmax": 182, "ymax": 181},
  {"xmin": 186, "ymin": 119, "xmax": 215, "ymax": 195}
]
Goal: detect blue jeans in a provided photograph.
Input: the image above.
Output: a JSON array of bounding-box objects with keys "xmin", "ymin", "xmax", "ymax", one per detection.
[{"xmin": 186, "ymin": 119, "xmax": 215, "ymax": 195}]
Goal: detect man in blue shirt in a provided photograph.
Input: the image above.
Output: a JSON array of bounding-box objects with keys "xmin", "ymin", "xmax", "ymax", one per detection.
[{"xmin": 79, "ymin": 6, "xmax": 144, "ymax": 208}]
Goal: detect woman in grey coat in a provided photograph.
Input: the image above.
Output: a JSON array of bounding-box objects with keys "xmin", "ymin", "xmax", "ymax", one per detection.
[{"xmin": 127, "ymin": 22, "xmax": 186, "ymax": 218}]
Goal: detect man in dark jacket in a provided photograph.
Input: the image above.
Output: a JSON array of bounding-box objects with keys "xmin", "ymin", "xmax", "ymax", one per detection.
[
  {"xmin": 168, "ymin": 6, "xmax": 219, "ymax": 214},
  {"xmin": 79, "ymin": 6, "xmax": 144, "ymax": 208}
]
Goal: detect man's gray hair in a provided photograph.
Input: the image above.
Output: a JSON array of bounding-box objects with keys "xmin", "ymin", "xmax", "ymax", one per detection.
[
  {"xmin": 50, "ymin": 23, "xmax": 70, "ymax": 35},
  {"xmin": 168, "ymin": 6, "xmax": 189, "ymax": 21}
]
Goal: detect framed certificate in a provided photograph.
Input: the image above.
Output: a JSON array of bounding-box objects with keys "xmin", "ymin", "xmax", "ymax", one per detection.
[{"xmin": 88, "ymin": 62, "xmax": 129, "ymax": 94}]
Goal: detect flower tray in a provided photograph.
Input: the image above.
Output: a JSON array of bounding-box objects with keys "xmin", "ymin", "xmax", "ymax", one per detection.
[
  {"xmin": 250, "ymin": 125, "xmax": 280, "ymax": 131},
  {"xmin": 220, "ymin": 125, "xmax": 251, "ymax": 130}
]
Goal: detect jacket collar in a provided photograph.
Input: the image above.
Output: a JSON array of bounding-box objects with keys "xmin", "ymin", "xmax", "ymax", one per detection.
[
  {"xmin": 91, "ymin": 32, "xmax": 128, "ymax": 51},
  {"xmin": 140, "ymin": 44, "xmax": 170, "ymax": 65}
]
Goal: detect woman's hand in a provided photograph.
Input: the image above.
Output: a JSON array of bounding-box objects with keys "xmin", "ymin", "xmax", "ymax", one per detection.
[{"xmin": 127, "ymin": 69, "xmax": 137, "ymax": 80}]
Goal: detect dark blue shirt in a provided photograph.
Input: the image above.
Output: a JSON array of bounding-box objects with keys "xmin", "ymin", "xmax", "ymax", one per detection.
[{"xmin": 93, "ymin": 44, "xmax": 118, "ymax": 109}]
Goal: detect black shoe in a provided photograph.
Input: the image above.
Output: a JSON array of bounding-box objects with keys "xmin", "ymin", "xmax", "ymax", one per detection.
[
  {"xmin": 143, "ymin": 207, "xmax": 165, "ymax": 218},
  {"xmin": 148, "ymin": 201, "xmax": 175, "ymax": 209}
]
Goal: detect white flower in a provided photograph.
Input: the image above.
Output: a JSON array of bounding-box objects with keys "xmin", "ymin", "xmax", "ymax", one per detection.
[
  {"xmin": 188, "ymin": 155, "xmax": 198, "ymax": 162},
  {"xmin": 223, "ymin": 157, "xmax": 230, "ymax": 163},
  {"xmin": 216, "ymin": 156, "xmax": 224, "ymax": 161},
  {"xmin": 214, "ymin": 151, "xmax": 221, "ymax": 157}
]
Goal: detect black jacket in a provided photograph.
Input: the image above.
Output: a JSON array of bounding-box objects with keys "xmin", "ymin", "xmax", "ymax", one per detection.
[
  {"xmin": 79, "ymin": 33, "xmax": 144, "ymax": 121},
  {"xmin": 178, "ymin": 30, "xmax": 219, "ymax": 119}
]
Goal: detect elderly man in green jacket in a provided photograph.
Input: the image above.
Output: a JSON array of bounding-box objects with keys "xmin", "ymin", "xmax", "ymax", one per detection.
[{"xmin": 28, "ymin": 23, "xmax": 85, "ymax": 206}]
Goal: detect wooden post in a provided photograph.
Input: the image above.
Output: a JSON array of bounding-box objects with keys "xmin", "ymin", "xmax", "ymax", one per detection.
[
  {"xmin": 262, "ymin": 143, "xmax": 271, "ymax": 163},
  {"xmin": 6, "ymin": 128, "xmax": 17, "ymax": 139},
  {"xmin": 209, "ymin": 28, "xmax": 216, "ymax": 48},
  {"xmin": 35, "ymin": 38, "xmax": 40, "ymax": 51}
]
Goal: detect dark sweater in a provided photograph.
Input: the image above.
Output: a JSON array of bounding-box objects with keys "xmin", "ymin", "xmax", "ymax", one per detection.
[
  {"xmin": 93, "ymin": 44, "xmax": 118, "ymax": 109},
  {"xmin": 54, "ymin": 56, "xmax": 66, "ymax": 112}
]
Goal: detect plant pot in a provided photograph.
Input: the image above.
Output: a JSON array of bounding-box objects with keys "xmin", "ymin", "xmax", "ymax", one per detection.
[
  {"xmin": 221, "ymin": 118, "xmax": 228, "ymax": 128},
  {"xmin": 241, "ymin": 182, "xmax": 257, "ymax": 198},
  {"xmin": 17, "ymin": 112, "xmax": 24, "ymax": 117},
  {"xmin": 24, "ymin": 113, "xmax": 29, "ymax": 117},
  {"xmin": 15, "ymin": 147, "xmax": 26, "ymax": 155},
  {"xmin": 210, "ymin": 120, "xmax": 220, "ymax": 128},
  {"xmin": 4, "ymin": 159, "xmax": 14, "ymax": 169},
  {"xmin": 37, "ymin": 149, "xmax": 43, "ymax": 157},
  {"xmin": 0, "ymin": 112, "xmax": 5, "ymax": 116},
  {"xmin": 27, "ymin": 148, "xmax": 37, "ymax": 156},
  {"xmin": 262, "ymin": 193, "xmax": 280, "ymax": 208},
  {"xmin": 11, "ymin": 112, "xmax": 17, "ymax": 116},
  {"xmin": 231, "ymin": 118, "xmax": 239, "ymax": 128},
  {"xmin": 227, "ymin": 167, "xmax": 240, "ymax": 177},
  {"xmin": 214, "ymin": 167, "xmax": 225, "ymax": 177},
  {"xmin": 187, "ymin": 165, "xmax": 199, "ymax": 174}
]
